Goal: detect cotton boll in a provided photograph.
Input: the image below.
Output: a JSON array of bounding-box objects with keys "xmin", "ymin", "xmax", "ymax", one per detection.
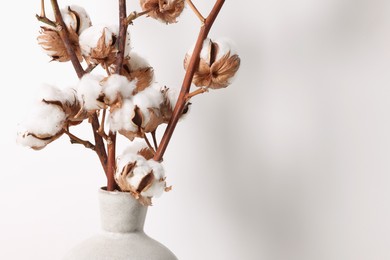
[
  {"xmin": 21, "ymin": 103, "xmax": 66, "ymax": 136},
  {"xmin": 184, "ymin": 37, "xmax": 241, "ymax": 89},
  {"xmin": 108, "ymin": 99, "xmax": 137, "ymax": 132},
  {"xmin": 77, "ymin": 73, "xmax": 105, "ymax": 111},
  {"xmin": 16, "ymin": 102, "xmax": 66, "ymax": 150},
  {"xmin": 40, "ymin": 84, "xmax": 77, "ymax": 105},
  {"xmin": 115, "ymin": 152, "xmax": 144, "ymax": 179},
  {"xmin": 44, "ymin": 5, "xmax": 91, "ymax": 35},
  {"xmin": 79, "ymin": 25, "xmax": 116, "ymax": 56},
  {"xmin": 102, "ymin": 74, "xmax": 136, "ymax": 104},
  {"xmin": 133, "ymin": 86, "xmax": 164, "ymax": 125}
]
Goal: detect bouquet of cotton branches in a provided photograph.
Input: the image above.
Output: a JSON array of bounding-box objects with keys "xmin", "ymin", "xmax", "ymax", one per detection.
[{"xmin": 17, "ymin": 0, "xmax": 240, "ymax": 206}]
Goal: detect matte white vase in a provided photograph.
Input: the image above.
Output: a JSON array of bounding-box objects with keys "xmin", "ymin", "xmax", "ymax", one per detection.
[{"xmin": 62, "ymin": 188, "xmax": 178, "ymax": 260}]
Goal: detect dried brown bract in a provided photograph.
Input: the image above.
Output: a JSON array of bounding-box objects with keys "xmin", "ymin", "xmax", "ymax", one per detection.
[
  {"xmin": 184, "ymin": 39, "xmax": 241, "ymax": 89},
  {"xmin": 140, "ymin": 0, "xmax": 185, "ymax": 24},
  {"xmin": 37, "ymin": 26, "xmax": 83, "ymax": 62},
  {"xmin": 83, "ymin": 30, "xmax": 118, "ymax": 68},
  {"xmin": 110, "ymin": 54, "xmax": 155, "ymax": 94}
]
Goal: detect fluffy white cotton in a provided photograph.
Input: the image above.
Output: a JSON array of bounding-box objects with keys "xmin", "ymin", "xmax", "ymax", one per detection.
[
  {"xmin": 79, "ymin": 24, "xmax": 131, "ymax": 56},
  {"xmin": 45, "ymin": 5, "xmax": 91, "ymax": 34},
  {"xmin": 19, "ymin": 103, "xmax": 66, "ymax": 136},
  {"xmin": 77, "ymin": 73, "xmax": 105, "ymax": 110},
  {"xmin": 108, "ymin": 99, "xmax": 137, "ymax": 132},
  {"xmin": 127, "ymin": 52, "xmax": 151, "ymax": 70},
  {"xmin": 67, "ymin": 5, "xmax": 92, "ymax": 34},
  {"xmin": 79, "ymin": 24, "xmax": 117, "ymax": 55},
  {"xmin": 115, "ymin": 149, "xmax": 167, "ymax": 198},
  {"xmin": 121, "ymin": 141, "xmax": 149, "ymax": 156},
  {"xmin": 133, "ymin": 86, "xmax": 163, "ymax": 124},
  {"xmin": 16, "ymin": 131, "xmax": 51, "ymax": 150},
  {"xmin": 115, "ymin": 152, "xmax": 150, "ymax": 188},
  {"xmin": 116, "ymin": 152, "xmax": 143, "ymax": 178},
  {"xmin": 102, "ymin": 74, "xmax": 136, "ymax": 103},
  {"xmin": 163, "ymin": 86, "xmax": 179, "ymax": 109},
  {"xmin": 40, "ymin": 84, "xmax": 77, "ymax": 105},
  {"xmin": 187, "ymin": 38, "xmax": 237, "ymax": 65},
  {"xmin": 141, "ymin": 159, "xmax": 166, "ymax": 198},
  {"xmin": 214, "ymin": 38, "xmax": 238, "ymax": 60}
]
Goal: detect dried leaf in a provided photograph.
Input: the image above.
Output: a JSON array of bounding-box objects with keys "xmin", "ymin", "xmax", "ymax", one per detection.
[{"xmin": 111, "ymin": 61, "xmax": 154, "ymax": 94}]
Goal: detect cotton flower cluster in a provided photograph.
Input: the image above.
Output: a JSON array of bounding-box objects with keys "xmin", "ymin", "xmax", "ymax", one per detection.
[
  {"xmin": 17, "ymin": 85, "xmax": 84, "ymax": 150},
  {"xmin": 115, "ymin": 143, "xmax": 169, "ymax": 206},
  {"xmin": 184, "ymin": 38, "xmax": 241, "ymax": 89},
  {"xmin": 21, "ymin": 1, "xmax": 241, "ymax": 205},
  {"xmin": 75, "ymin": 72, "xmax": 181, "ymax": 141}
]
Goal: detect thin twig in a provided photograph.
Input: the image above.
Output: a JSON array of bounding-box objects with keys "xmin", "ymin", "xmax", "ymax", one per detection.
[
  {"xmin": 185, "ymin": 0, "xmax": 205, "ymax": 23},
  {"xmin": 36, "ymin": 14, "xmax": 57, "ymax": 27},
  {"xmin": 98, "ymin": 109, "xmax": 109, "ymax": 140},
  {"xmin": 64, "ymin": 129, "xmax": 95, "ymax": 151},
  {"xmin": 126, "ymin": 9, "xmax": 152, "ymax": 25},
  {"xmin": 153, "ymin": 0, "xmax": 225, "ymax": 162},
  {"xmin": 85, "ymin": 63, "xmax": 97, "ymax": 73},
  {"xmin": 40, "ymin": 0, "xmax": 46, "ymax": 17},
  {"xmin": 186, "ymin": 87, "xmax": 208, "ymax": 101},
  {"xmin": 151, "ymin": 130, "xmax": 158, "ymax": 151},
  {"xmin": 144, "ymin": 133, "xmax": 156, "ymax": 154}
]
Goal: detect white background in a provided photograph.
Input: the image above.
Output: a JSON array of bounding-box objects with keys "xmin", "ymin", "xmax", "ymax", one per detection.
[{"xmin": 2, "ymin": 0, "xmax": 390, "ymax": 259}]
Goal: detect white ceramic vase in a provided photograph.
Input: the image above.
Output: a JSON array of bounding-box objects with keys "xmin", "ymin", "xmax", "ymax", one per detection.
[{"xmin": 62, "ymin": 188, "xmax": 178, "ymax": 260}]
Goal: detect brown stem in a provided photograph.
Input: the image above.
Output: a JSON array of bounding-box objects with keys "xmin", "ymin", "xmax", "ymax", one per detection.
[
  {"xmin": 126, "ymin": 9, "xmax": 151, "ymax": 25},
  {"xmin": 91, "ymin": 113, "xmax": 108, "ymax": 175},
  {"xmin": 85, "ymin": 63, "xmax": 97, "ymax": 73},
  {"xmin": 64, "ymin": 129, "xmax": 95, "ymax": 150},
  {"xmin": 115, "ymin": 0, "xmax": 128, "ymax": 74},
  {"xmin": 185, "ymin": 0, "xmax": 205, "ymax": 23},
  {"xmin": 98, "ymin": 109, "xmax": 109, "ymax": 140},
  {"xmin": 153, "ymin": 0, "xmax": 225, "ymax": 162},
  {"xmin": 186, "ymin": 87, "xmax": 208, "ymax": 101},
  {"xmin": 151, "ymin": 130, "xmax": 158, "ymax": 151},
  {"xmin": 40, "ymin": 0, "xmax": 46, "ymax": 17},
  {"xmin": 36, "ymin": 14, "xmax": 56, "ymax": 27},
  {"xmin": 106, "ymin": 132, "xmax": 117, "ymax": 191},
  {"xmin": 144, "ymin": 133, "xmax": 156, "ymax": 154},
  {"xmin": 50, "ymin": 0, "xmax": 85, "ymax": 78}
]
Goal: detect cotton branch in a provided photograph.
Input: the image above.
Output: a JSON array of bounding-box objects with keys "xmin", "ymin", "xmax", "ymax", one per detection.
[
  {"xmin": 50, "ymin": 0, "xmax": 85, "ymax": 78},
  {"xmin": 49, "ymin": 0, "xmax": 109, "ymax": 183},
  {"xmin": 153, "ymin": 0, "xmax": 225, "ymax": 162}
]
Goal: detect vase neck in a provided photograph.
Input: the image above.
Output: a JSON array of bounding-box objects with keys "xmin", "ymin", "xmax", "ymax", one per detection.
[{"xmin": 98, "ymin": 188, "xmax": 147, "ymax": 233}]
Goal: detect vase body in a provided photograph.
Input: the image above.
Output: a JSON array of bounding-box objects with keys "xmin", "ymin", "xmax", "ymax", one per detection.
[{"xmin": 62, "ymin": 188, "xmax": 177, "ymax": 260}]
